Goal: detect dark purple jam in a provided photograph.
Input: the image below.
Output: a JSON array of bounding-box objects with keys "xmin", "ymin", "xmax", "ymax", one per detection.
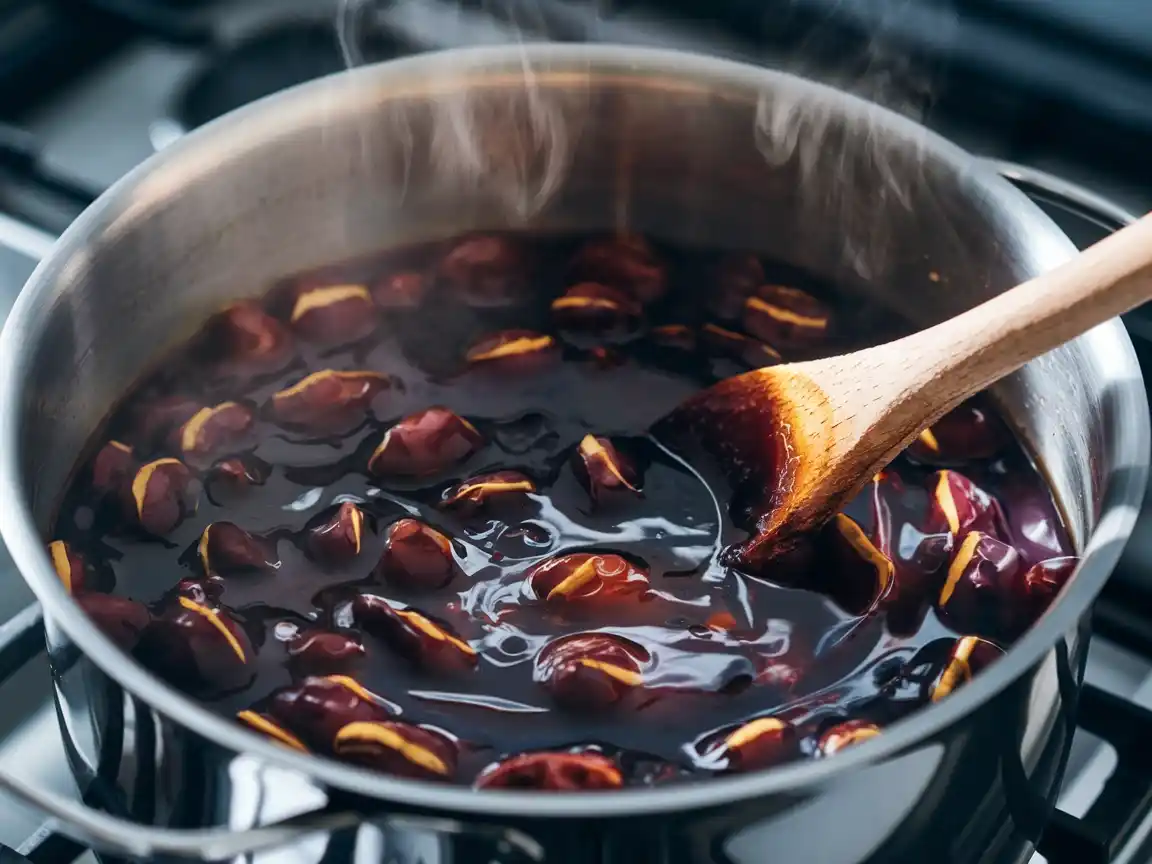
[{"xmin": 48, "ymin": 232, "xmax": 1075, "ymax": 789}]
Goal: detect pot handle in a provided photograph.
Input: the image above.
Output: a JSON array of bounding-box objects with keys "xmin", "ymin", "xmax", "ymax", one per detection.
[
  {"xmin": 982, "ymin": 159, "xmax": 1139, "ymax": 231},
  {"xmin": 0, "ymin": 761, "xmax": 545, "ymax": 860}
]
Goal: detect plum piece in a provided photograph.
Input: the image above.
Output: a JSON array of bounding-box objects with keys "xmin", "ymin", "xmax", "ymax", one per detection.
[
  {"xmin": 304, "ymin": 502, "xmax": 367, "ymax": 567},
  {"xmin": 741, "ymin": 285, "xmax": 832, "ymax": 349},
  {"xmin": 374, "ymin": 519, "xmax": 460, "ymax": 592},
  {"xmin": 269, "ymin": 675, "xmax": 392, "ymax": 751},
  {"xmin": 368, "ymin": 407, "xmax": 482, "ymax": 478},
  {"xmin": 476, "ymin": 751, "xmax": 623, "ymax": 790},
  {"xmin": 353, "ymin": 595, "xmax": 477, "ymax": 675},
  {"xmin": 271, "ymin": 370, "xmax": 390, "ymax": 433},
  {"xmin": 534, "ymin": 632, "xmax": 649, "ymax": 712},
  {"xmin": 333, "ymin": 720, "xmax": 457, "ymax": 780},
  {"xmin": 466, "ymin": 330, "xmax": 559, "ymax": 373},
  {"xmin": 527, "ymin": 552, "xmax": 650, "ymax": 604},
  {"xmin": 289, "ymin": 283, "xmax": 378, "ymax": 345}
]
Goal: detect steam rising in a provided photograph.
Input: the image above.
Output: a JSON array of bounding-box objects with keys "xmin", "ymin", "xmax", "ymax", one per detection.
[
  {"xmin": 754, "ymin": 0, "xmax": 956, "ymax": 281},
  {"xmin": 337, "ymin": 0, "xmax": 588, "ymax": 223},
  {"xmin": 334, "ymin": 0, "xmax": 955, "ymax": 278}
]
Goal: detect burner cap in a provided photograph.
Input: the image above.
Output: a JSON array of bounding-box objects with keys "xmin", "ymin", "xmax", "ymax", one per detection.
[{"xmin": 170, "ymin": 19, "xmax": 418, "ymax": 132}]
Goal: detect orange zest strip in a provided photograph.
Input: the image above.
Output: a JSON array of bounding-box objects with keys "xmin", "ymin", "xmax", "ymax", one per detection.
[
  {"xmin": 546, "ymin": 556, "xmax": 601, "ymax": 601},
  {"xmin": 726, "ymin": 717, "xmax": 787, "ymax": 750},
  {"xmin": 397, "ymin": 610, "xmax": 476, "ymax": 656},
  {"xmin": 467, "ymin": 335, "xmax": 554, "ymax": 362},
  {"xmin": 577, "ymin": 658, "xmax": 642, "ymax": 687},
  {"xmin": 579, "ymin": 759, "xmax": 624, "ymax": 786},
  {"xmin": 931, "ymin": 636, "xmax": 984, "ymax": 702},
  {"xmin": 551, "ymin": 296, "xmax": 622, "ymax": 312},
  {"xmin": 369, "ymin": 428, "xmax": 395, "ymax": 466},
  {"xmin": 934, "ymin": 471, "xmax": 962, "ymax": 534},
  {"xmin": 349, "ymin": 506, "xmax": 364, "ymax": 555},
  {"xmin": 702, "ymin": 323, "xmax": 741, "ymax": 341},
  {"xmin": 181, "ymin": 406, "xmax": 219, "ymax": 453},
  {"xmin": 940, "ymin": 531, "xmax": 983, "ymax": 606},
  {"xmin": 834, "ymin": 514, "xmax": 895, "ymax": 596},
  {"xmin": 744, "ymin": 295, "xmax": 828, "ymax": 330},
  {"xmin": 578, "ymin": 435, "xmax": 638, "ymax": 491},
  {"xmin": 273, "ymin": 369, "xmax": 388, "ymax": 403},
  {"xmin": 333, "ymin": 722, "xmax": 449, "ymax": 775},
  {"xmin": 442, "ymin": 479, "xmax": 535, "ymax": 507},
  {"xmin": 198, "ymin": 525, "xmax": 213, "ymax": 572},
  {"xmin": 237, "ymin": 711, "xmax": 307, "ymax": 751},
  {"xmin": 290, "ymin": 285, "xmax": 371, "ymax": 322},
  {"xmin": 324, "ymin": 674, "xmax": 377, "ymax": 702},
  {"xmin": 48, "ymin": 541, "xmax": 73, "ymax": 593}
]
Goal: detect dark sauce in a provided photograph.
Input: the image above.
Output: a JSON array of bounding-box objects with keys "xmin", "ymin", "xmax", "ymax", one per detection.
[{"xmin": 48, "ymin": 232, "xmax": 1076, "ymax": 789}]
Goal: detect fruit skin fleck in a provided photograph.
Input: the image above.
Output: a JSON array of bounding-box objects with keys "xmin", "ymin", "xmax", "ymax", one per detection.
[{"xmin": 926, "ymin": 470, "xmax": 1007, "ymax": 540}]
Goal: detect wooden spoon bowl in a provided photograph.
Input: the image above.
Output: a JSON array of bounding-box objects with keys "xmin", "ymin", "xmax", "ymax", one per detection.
[{"xmin": 660, "ymin": 212, "xmax": 1152, "ymax": 570}]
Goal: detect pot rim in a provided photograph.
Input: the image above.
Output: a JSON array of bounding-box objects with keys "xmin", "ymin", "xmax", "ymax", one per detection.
[{"xmin": 0, "ymin": 43, "xmax": 1147, "ymax": 819}]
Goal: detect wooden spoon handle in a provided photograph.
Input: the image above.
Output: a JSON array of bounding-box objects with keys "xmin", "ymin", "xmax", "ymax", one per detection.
[{"xmin": 882, "ymin": 211, "xmax": 1152, "ymax": 406}]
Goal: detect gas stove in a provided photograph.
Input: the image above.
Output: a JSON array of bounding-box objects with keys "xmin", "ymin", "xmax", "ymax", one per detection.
[{"xmin": 2, "ymin": 1, "xmax": 1152, "ymax": 862}]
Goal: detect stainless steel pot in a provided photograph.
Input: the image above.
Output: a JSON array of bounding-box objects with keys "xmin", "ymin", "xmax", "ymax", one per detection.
[{"xmin": 0, "ymin": 45, "xmax": 1146, "ymax": 864}]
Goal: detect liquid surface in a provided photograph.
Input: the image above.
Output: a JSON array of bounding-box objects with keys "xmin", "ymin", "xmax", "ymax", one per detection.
[{"xmin": 48, "ymin": 233, "xmax": 1076, "ymax": 788}]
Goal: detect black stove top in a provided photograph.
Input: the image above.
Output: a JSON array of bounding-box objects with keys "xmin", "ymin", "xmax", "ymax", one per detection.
[{"xmin": 2, "ymin": 2, "xmax": 1152, "ymax": 862}]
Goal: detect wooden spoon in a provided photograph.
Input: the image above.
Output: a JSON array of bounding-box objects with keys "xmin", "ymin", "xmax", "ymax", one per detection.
[{"xmin": 659, "ymin": 213, "xmax": 1152, "ymax": 571}]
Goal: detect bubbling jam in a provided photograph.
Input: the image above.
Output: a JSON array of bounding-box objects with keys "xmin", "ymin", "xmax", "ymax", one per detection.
[{"xmin": 49, "ymin": 232, "xmax": 1076, "ymax": 789}]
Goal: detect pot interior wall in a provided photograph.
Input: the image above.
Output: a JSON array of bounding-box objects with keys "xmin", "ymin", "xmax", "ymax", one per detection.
[{"xmin": 17, "ymin": 50, "xmax": 1097, "ymax": 548}]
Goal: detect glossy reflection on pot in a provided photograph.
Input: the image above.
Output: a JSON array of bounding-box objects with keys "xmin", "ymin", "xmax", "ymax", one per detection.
[{"xmin": 47, "ymin": 231, "xmax": 1077, "ymax": 790}]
